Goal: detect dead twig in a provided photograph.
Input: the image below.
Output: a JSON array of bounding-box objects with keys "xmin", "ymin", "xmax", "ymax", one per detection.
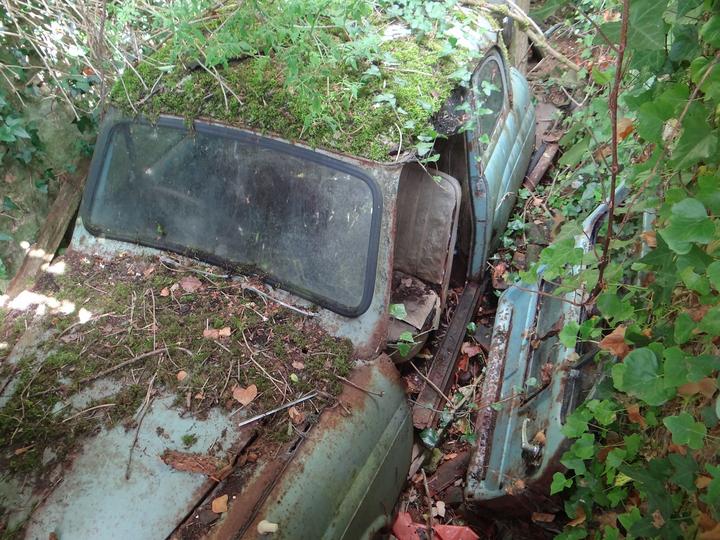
[
  {"xmin": 61, "ymin": 402, "xmax": 116, "ymax": 423},
  {"xmin": 421, "ymin": 468, "xmax": 435, "ymax": 539},
  {"xmin": 76, "ymin": 348, "xmax": 168, "ymax": 385},
  {"xmin": 126, "ymin": 372, "xmax": 157, "ymax": 479},
  {"xmin": 233, "ymin": 392, "xmax": 318, "ymax": 424},
  {"xmin": 409, "ymin": 361, "xmax": 453, "ymax": 407},
  {"xmin": 334, "ymin": 374, "xmax": 384, "ymax": 397},
  {"xmin": 461, "ymin": 0, "xmax": 581, "ymax": 72}
]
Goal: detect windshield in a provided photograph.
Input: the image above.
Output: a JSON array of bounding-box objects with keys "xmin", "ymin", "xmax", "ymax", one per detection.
[{"xmin": 82, "ymin": 118, "xmax": 381, "ymax": 316}]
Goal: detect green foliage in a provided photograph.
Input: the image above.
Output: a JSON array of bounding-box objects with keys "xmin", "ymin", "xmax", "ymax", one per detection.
[
  {"xmin": 109, "ymin": 0, "xmax": 491, "ymax": 162},
  {"xmin": 531, "ymin": 0, "xmax": 720, "ymax": 535}
]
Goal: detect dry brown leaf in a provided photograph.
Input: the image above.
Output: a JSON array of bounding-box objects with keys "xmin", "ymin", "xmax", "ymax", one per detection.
[
  {"xmin": 203, "ymin": 327, "xmax": 231, "ymax": 340},
  {"xmin": 699, "ymin": 377, "xmax": 717, "ymax": 398},
  {"xmin": 291, "ymin": 361, "xmax": 305, "ymax": 370},
  {"xmin": 461, "ymin": 342, "xmax": 483, "ymax": 358},
  {"xmin": 13, "ymin": 445, "xmax": 34, "ymax": 456},
  {"xmin": 568, "ymin": 506, "xmax": 586, "ymax": 527},
  {"xmin": 531, "ymin": 512, "xmax": 555, "ymax": 523},
  {"xmin": 699, "ymin": 524, "xmax": 720, "ymax": 540},
  {"xmin": 652, "ymin": 509, "xmax": 665, "ymax": 529},
  {"xmin": 626, "ymin": 403, "xmax": 647, "ymax": 428},
  {"xmin": 599, "ymin": 325, "xmax": 630, "ymax": 358},
  {"xmin": 288, "ymin": 406, "xmax": 305, "ymax": 424},
  {"xmin": 678, "ymin": 378, "xmax": 717, "ymax": 398},
  {"xmin": 533, "ymin": 430, "xmax": 546, "ymax": 445},
  {"xmin": 540, "ymin": 362, "xmax": 554, "ymax": 385},
  {"xmin": 640, "ymin": 230, "xmax": 657, "ymax": 248},
  {"xmin": 690, "ymin": 305, "xmax": 710, "ymax": 322},
  {"xmin": 211, "ymin": 494, "xmax": 228, "ymax": 514},
  {"xmin": 668, "ymin": 443, "xmax": 687, "ymax": 455},
  {"xmin": 176, "ymin": 370, "xmax": 188, "ymax": 382},
  {"xmin": 160, "ymin": 287, "xmax": 170, "ymax": 297},
  {"xmin": 697, "ymin": 475, "xmax": 713, "ymax": 489},
  {"xmin": 143, "ymin": 265, "xmax": 156, "ymax": 278},
  {"xmin": 179, "ymin": 275, "xmax": 203, "ymax": 293},
  {"xmin": 617, "ymin": 118, "xmax": 635, "ymax": 141},
  {"xmin": 232, "ymin": 384, "xmax": 257, "ymax": 406}
]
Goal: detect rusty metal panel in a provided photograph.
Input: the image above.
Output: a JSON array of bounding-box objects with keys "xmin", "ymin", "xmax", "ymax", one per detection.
[
  {"xmin": 208, "ymin": 355, "xmax": 413, "ymax": 540},
  {"xmin": 412, "ymin": 282, "xmax": 483, "ymax": 429}
]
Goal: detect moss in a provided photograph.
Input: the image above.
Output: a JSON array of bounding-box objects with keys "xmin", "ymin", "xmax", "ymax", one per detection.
[
  {"xmin": 182, "ymin": 433, "xmax": 199, "ymax": 448},
  {"xmin": 0, "ymin": 252, "xmax": 357, "ymax": 483},
  {"xmin": 108, "ymin": 11, "xmax": 481, "ymax": 162}
]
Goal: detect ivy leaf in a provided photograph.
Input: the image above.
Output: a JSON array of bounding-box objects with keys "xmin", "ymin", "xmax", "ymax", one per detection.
[
  {"xmin": 663, "ymin": 412, "xmax": 706, "ymax": 450},
  {"xmin": 670, "ymin": 103, "xmax": 719, "ymax": 170},
  {"xmin": 559, "ymin": 321, "xmax": 580, "ymax": 348},
  {"xmin": 420, "ymin": 428, "xmax": 439, "ymax": 448},
  {"xmin": 699, "ymin": 307, "xmax": 720, "ymax": 336},
  {"xmin": 597, "ymin": 293, "xmax": 633, "ymax": 323},
  {"xmin": 701, "ymin": 464, "xmax": 720, "ymax": 509},
  {"xmin": 628, "ymin": 0, "xmax": 668, "ymax": 51},
  {"xmin": 389, "ymin": 303, "xmax": 407, "ymax": 321},
  {"xmin": 550, "ymin": 472, "xmax": 573, "ymax": 495},
  {"xmin": 707, "ymin": 261, "xmax": 720, "ymax": 291},
  {"xmin": 558, "ymin": 136, "xmax": 590, "ymax": 167},
  {"xmin": 3, "ymin": 196, "xmax": 19, "ymax": 211},
  {"xmin": 701, "ymin": 15, "xmax": 720, "ymax": 47},
  {"xmin": 669, "ymin": 453, "xmax": 698, "ymax": 492},
  {"xmin": 612, "ymin": 348, "xmax": 674, "ymax": 405},
  {"xmin": 658, "ymin": 198, "xmax": 714, "ymax": 255},
  {"xmin": 673, "ymin": 312, "xmax": 694, "ymax": 345}
]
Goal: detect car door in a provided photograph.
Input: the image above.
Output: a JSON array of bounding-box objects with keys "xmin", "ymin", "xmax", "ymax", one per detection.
[{"xmin": 465, "ymin": 49, "xmax": 535, "ymax": 280}]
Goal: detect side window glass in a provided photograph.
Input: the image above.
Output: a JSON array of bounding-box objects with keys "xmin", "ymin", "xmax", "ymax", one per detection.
[{"xmin": 471, "ymin": 58, "xmax": 505, "ymax": 151}]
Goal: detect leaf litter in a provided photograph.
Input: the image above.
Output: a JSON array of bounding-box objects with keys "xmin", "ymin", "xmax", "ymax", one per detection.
[{"xmin": 0, "ymin": 250, "xmax": 353, "ymax": 483}]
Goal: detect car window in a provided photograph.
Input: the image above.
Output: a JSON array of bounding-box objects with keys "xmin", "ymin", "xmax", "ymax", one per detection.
[
  {"xmin": 471, "ymin": 57, "xmax": 505, "ymax": 152},
  {"xmin": 82, "ymin": 119, "xmax": 381, "ymax": 316}
]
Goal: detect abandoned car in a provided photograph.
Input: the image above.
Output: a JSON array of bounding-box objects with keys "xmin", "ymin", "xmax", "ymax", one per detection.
[{"xmin": 0, "ymin": 5, "xmax": 536, "ymax": 539}]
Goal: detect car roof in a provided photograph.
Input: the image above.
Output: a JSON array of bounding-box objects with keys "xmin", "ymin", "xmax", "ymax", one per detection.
[{"xmin": 109, "ymin": 5, "xmax": 499, "ymax": 162}]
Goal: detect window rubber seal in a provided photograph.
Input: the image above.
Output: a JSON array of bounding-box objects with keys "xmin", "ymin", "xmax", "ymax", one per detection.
[{"xmin": 80, "ymin": 114, "xmax": 383, "ymax": 318}]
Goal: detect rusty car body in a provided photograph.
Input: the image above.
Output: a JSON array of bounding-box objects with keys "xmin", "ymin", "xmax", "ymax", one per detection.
[
  {"xmin": 464, "ymin": 188, "xmax": 629, "ymax": 515},
  {"xmin": 0, "ymin": 6, "xmax": 536, "ymax": 540}
]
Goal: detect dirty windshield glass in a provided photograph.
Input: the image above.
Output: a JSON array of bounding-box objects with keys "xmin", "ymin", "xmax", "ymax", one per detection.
[{"xmin": 82, "ymin": 119, "xmax": 380, "ymax": 315}]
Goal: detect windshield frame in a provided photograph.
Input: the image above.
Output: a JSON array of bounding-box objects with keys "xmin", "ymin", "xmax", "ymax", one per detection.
[{"xmin": 80, "ymin": 113, "xmax": 383, "ymax": 317}]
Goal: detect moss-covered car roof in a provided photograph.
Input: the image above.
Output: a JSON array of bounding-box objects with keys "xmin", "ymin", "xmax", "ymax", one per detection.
[{"xmin": 110, "ymin": 5, "xmax": 498, "ymax": 162}]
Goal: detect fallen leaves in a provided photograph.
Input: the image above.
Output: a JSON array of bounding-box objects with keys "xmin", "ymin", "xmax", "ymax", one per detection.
[
  {"xmin": 568, "ymin": 506, "xmax": 586, "ymax": 527},
  {"xmin": 625, "ymin": 403, "xmax": 646, "ymax": 428},
  {"xmin": 640, "ymin": 230, "xmax": 657, "ymax": 248},
  {"xmin": 232, "ymin": 384, "xmax": 257, "ymax": 406},
  {"xmin": 211, "ymin": 494, "xmax": 228, "ymax": 514},
  {"xmin": 288, "ymin": 406, "xmax": 305, "ymax": 424},
  {"xmin": 431, "ymin": 500, "xmax": 446, "ymax": 518},
  {"xmin": 460, "ymin": 341, "xmax": 482, "ymax": 358},
  {"xmin": 531, "ymin": 512, "xmax": 555, "ymax": 523},
  {"xmin": 291, "ymin": 361, "xmax": 305, "ymax": 370},
  {"xmin": 617, "ymin": 117, "xmax": 634, "ymax": 141},
  {"xmin": 180, "ymin": 275, "xmax": 203, "ymax": 293},
  {"xmin": 177, "ymin": 370, "xmax": 188, "ymax": 382},
  {"xmin": 599, "ymin": 325, "xmax": 630, "ymax": 358},
  {"xmin": 678, "ymin": 377, "xmax": 717, "ymax": 398},
  {"xmin": 203, "ymin": 326, "xmax": 231, "ymax": 339}
]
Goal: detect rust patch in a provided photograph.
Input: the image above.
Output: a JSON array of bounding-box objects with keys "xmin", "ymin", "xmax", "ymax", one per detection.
[{"xmin": 466, "ymin": 303, "xmax": 512, "ymax": 493}]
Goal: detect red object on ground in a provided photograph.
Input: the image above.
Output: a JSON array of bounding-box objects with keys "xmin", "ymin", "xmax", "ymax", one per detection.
[{"xmin": 392, "ymin": 512, "xmax": 480, "ymax": 540}]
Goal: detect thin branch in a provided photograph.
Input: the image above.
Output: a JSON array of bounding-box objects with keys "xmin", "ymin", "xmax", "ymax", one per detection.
[{"xmin": 590, "ymin": 0, "xmax": 630, "ymax": 301}]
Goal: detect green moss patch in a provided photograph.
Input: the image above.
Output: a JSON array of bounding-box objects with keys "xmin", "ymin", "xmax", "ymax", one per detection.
[
  {"xmin": 109, "ymin": 7, "xmax": 486, "ymax": 161},
  {"xmin": 0, "ymin": 251, "xmax": 353, "ymax": 477}
]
